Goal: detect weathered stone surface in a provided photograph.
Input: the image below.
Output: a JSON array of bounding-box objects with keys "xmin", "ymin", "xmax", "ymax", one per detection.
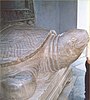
[
  {"xmin": 30, "ymin": 67, "xmax": 72, "ymax": 100},
  {"xmin": 2, "ymin": 71, "xmax": 36, "ymax": 100},
  {"xmin": 0, "ymin": 24, "xmax": 89, "ymax": 100},
  {"xmin": 0, "ymin": 24, "xmax": 50, "ymax": 65}
]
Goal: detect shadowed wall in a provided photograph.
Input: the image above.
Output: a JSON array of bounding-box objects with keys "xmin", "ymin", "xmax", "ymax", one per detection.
[{"xmin": 34, "ymin": 0, "xmax": 77, "ymax": 34}]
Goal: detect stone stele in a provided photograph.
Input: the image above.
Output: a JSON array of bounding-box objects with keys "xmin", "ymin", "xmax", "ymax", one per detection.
[{"xmin": 0, "ymin": 24, "xmax": 89, "ymax": 100}]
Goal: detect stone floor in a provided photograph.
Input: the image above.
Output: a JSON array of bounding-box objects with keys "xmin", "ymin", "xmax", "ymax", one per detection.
[{"xmin": 69, "ymin": 49, "xmax": 86, "ymax": 100}]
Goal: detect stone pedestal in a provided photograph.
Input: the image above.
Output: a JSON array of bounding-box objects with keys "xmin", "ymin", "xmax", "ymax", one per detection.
[{"xmin": 30, "ymin": 66, "xmax": 72, "ymax": 100}]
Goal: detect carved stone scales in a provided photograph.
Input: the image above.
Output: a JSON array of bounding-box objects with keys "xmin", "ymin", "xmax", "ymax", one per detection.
[{"xmin": 0, "ymin": 24, "xmax": 89, "ymax": 100}]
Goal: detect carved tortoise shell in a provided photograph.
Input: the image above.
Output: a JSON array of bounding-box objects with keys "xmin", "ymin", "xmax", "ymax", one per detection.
[{"xmin": 0, "ymin": 24, "xmax": 50, "ymax": 65}]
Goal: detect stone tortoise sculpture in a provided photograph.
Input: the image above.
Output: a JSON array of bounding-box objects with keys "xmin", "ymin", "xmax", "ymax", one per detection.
[{"xmin": 0, "ymin": 24, "xmax": 89, "ymax": 100}]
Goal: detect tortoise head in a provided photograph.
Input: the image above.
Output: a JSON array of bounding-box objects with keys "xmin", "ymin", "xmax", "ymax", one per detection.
[
  {"xmin": 57, "ymin": 29, "xmax": 89, "ymax": 69},
  {"xmin": 66, "ymin": 29, "xmax": 89, "ymax": 53}
]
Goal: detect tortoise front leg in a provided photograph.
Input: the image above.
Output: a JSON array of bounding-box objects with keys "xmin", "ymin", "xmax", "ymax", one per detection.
[{"xmin": 1, "ymin": 70, "xmax": 36, "ymax": 100}]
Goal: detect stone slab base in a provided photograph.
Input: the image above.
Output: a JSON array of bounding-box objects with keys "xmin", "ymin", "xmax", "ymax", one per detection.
[
  {"xmin": 0, "ymin": 67, "xmax": 74, "ymax": 100},
  {"xmin": 29, "ymin": 66, "xmax": 73, "ymax": 100},
  {"xmin": 58, "ymin": 76, "xmax": 76, "ymax": 100}
]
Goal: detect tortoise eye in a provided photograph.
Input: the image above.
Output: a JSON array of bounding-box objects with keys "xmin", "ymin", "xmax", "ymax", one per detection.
[
  {"xmin": 67, "ymin": 38, "xmax": 76, "ymax": 47},
  {"xmin": 72, "ymin": 38, "xmax": 76, "ymax": 42}
]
